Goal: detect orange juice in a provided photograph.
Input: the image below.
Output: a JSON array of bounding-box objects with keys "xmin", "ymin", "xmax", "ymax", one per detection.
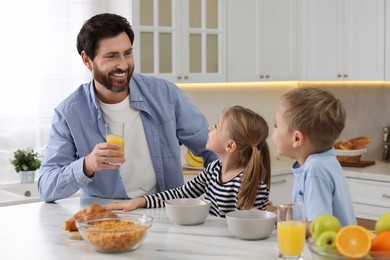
[
  {"xmin": 277, "ymin": 221, "xmax": 306, "ymax": 256},
  {"xmin": 106, "ymin": 134, "xmax": 124, "ymax": 154}
]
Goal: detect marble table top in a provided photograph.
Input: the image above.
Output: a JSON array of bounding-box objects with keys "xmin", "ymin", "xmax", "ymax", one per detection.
[{"xmin": 0, "ymin": 196, "xmax": 315, "ymax": 260}]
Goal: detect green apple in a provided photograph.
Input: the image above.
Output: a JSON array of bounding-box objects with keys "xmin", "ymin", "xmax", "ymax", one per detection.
[
  {"xmin": 375, "ymin": 212, "xmax": 390, "ymax": 234},
  {"xmin": 315, "ymin": 231, "xmax": 337, "ymax": 248},
  {"xmin": 310, "ymin": 214, "xmax": 340, "ymax": 242},
  {"xmin": 314, "ymin": 231, "xmax": 339, "ymax": 260}
]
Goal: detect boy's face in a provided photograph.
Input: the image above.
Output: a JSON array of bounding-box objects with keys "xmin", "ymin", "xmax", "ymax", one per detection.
[{"xmin": 272, "ymin": 106, "xmax": 295, "ymax": 158}]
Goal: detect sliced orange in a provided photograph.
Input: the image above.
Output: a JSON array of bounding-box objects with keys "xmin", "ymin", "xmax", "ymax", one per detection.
[{"xmin": 335, "ymin": 225, "xmax": 372, "ymax": 259}]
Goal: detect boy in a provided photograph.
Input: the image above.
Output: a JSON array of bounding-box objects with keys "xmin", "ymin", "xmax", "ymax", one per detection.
[{"xmin": 272, "ymin": 87, "xmax": 356, "ymax": 232}]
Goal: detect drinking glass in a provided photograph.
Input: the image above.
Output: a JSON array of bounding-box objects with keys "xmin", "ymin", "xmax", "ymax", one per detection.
[
  {"xmin": 105, "ymin": 122, "xmax": 124, "ymax": 165},
  {"xmin": 277, "ymin": 202, "xmax": 306, "ymax": 260}
]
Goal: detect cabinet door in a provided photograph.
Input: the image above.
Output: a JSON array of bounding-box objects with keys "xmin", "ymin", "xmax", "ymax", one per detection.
[
  {"xmin": 132, "ymin": 0, "xmax": 226, "ymax": 83},
  {"xmin": 343, "ymin": 0, "xmax": 384, "ymax": 80},
  {"xmin": 269, "ymin": 174, "xmax": 294, "ymax": 205},
  {"xmin": 386, "ymin": 1, "xmax": 390, "ymax": 80},
  {"xmin": 348, "ymin": 177, "xmax": 390, "ymax": 220},
  {"xmin": 305, "ymin": 0, "xmax": 385, "ymax": 80},
  {"xmin": 180, "ymin": 0, "xmax": 227, "ymax": 83},
  {"xmin": 131, "ymin": 0, "xmax": 178, "ymax": 81},
  {"xmin": 227, "ymin": 0, "xmax": 298, "ymax": 82},
  {"xmin": 305, "ymin": 0, "xmax": 343, "ymax": 80}
]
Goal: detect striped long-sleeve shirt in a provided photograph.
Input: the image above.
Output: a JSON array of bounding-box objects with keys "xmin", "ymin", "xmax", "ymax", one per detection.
[{"xmin": 143, "ymin": 159, "xmax": 269, "ymax": 217}]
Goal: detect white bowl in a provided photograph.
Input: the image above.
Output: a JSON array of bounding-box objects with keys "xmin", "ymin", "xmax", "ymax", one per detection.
[
  {"xmin": 226, "ymin": 210, "xmax": 276, "ymax": 240},
  {"xmin": 165, "ymin": 198, "xmax": 211, "ymax": 225}
]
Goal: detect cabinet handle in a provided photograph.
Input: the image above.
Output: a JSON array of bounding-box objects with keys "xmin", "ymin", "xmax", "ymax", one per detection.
[
  {"xmin": 343, "ymin": 74, "xmax": 348, "ymax": 78},
  {"xmin": 337, "ymin": 74, "xmax": 342, "ymax": 78},
  {"xmin": 265, "ymin": 75, "xmax": 270, "ymax": 79},
  {"xmin": 184, "ymin": 76, "xmax": 189, "ymax": 80},
  {"xmin": 260, "ymin": 75, "xmax": 264, "ymax": 79},
  {"xmin": 383, "ymin": 194, "xmax": 390, "ymax": 199},
  {"xmin": 177, "ymin": 76, "xmax": 182, "ymax": 80},
  {"xmin": 271, "ymin": 179, "xmax": 287, "ymax": 184}
]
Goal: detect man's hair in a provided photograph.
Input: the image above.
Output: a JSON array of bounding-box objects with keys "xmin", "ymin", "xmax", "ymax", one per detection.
[
  {"xmin": 279, "ymin": 87, "xmax": 346, "ymax": 150},
  {"xmin": 76, "ymin": 13, "xmax": 134, "ymax": 60}
]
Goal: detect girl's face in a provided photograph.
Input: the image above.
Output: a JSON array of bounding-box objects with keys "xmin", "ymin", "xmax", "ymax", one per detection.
[
  {"xmin": 272, "ymin": 106, "xmax": 295, "ymax": 157},
  {"xmin": 206, "ymin": 114, "xmax": 231, "ymax": 156}
]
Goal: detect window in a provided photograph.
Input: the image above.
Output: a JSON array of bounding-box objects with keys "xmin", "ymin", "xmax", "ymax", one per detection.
[{"xmin": 0, "ymin": 0, "xmax": 112, "ymax": 183}]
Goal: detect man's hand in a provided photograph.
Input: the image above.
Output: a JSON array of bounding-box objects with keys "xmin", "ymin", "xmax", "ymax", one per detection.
[{"xmin": 83, "ymin": 142, "xmax": 125, "ymax": 176}]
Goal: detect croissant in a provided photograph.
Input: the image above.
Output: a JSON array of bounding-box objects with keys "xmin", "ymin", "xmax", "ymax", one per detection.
[
  {"xmin": 62, "ymin": 204, "xmax": 117, "ymax": 231},
  {"xmin": 334, "ymin": 136, "xmax": 372, "ymax": 150}
]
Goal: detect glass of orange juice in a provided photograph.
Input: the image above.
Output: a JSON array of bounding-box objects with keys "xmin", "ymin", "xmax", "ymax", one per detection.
[
  {"xmin": 277, "ymin": 202, "xmax": 306, "ymax": 260},
  {"xmin": 105, "ymin": 122, "xmax": 124, "ymax": 165}
]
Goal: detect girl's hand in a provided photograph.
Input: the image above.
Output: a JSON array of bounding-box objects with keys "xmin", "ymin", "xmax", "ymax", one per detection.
[{"xmin": 105, "ymin": 197, "xmax": 146, "ymax": 212}]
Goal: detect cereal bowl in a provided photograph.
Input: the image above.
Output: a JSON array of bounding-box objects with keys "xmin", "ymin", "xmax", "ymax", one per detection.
[
  {"xmin": 165, "ymin": 198, "xmax": 211, "ymax": 225},
  {"xmin": 226, "ymin": 210, "xmax": 276, "ymax": 240},
  {"xmin": 75, "ymin": 211, "xmax": 153, "ymax": 253}
]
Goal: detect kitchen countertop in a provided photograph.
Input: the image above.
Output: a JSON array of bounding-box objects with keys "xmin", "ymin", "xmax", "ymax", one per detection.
[
  {"xmin": 183, "ymin": 157, "xmax": 294, "ymax": 176},
  {"xmin": 342, "ymin": 160, "xmax": 390, "ymax": 182},
  {"xmin": 184, "ymin": 158, "xmax": 390, "ymax": 182},
  {"xmin": 0, "ymin": 196, "xmax": 318, "ymax": 260}
]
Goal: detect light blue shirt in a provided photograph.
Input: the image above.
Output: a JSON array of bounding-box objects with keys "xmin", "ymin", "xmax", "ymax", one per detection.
[
  {"xmin": 38, "ymin": 74, "xmax": 217, "ymax": 202},
  {"xmin": 292, "ymin": 148, "xmax": 357, "ymax": 226}
]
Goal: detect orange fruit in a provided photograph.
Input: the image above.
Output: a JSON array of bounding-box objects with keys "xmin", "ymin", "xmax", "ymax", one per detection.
[
  {"xmin": 335, "ymin": 225, "xmax": 372, "ymax": 259},
  {"xmin": 370, "ymin": 231, "xmax": 390, "ymax": 258},
  {"xmin": 364, "ymin": 228, "xmax": 375, "ymax": 241}
]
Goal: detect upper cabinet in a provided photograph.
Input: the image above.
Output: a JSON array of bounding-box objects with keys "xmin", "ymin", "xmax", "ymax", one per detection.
[
  {"xmin": 303, "ymin": 0, "xmax": 385, "ymax": 81},
  {"xmin": 131, "ymin": 0, "xmax": 227, "ymax": 83},
  {"xmin": 386, "ymin": 1, "xmax": 390, "ymax": 81},
  {"xmin": 227, "ymin": 0, "xmax": 300, "ymax": 82}
]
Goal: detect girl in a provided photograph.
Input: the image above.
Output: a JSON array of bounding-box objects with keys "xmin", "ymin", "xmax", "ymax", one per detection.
[{"xmin": 106, "ymin": 106, "xmax": 271, "ymax": 217}]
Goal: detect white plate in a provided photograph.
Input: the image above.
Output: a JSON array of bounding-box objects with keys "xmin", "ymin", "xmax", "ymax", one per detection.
[
  {"xmin": 335, "ymin": 148, "xmax": 367, "ymax": 156},
  {"xmin": 182, "ymin": 164, "xmax": 203, "ymax": 170}
]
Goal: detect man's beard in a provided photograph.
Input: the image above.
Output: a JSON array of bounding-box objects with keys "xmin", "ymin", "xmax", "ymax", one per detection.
[{"xmin": 93, "ymin": 65, "xmax": 134, "ymax": 93}]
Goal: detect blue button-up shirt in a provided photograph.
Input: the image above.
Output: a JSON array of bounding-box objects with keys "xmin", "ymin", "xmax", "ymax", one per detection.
[{"xmin": 38, "ymin": 74, "xmax": 216, "ymax": 202}]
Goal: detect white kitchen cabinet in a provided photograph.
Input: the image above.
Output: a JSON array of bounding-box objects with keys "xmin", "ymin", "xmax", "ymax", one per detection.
[
  {"xmin": 347, "ymin": 177, "xmax": 390, "ymax": 220},
  {"xmin": 269, "ymin": 173, "xmax": 294, "ymax": 205},
  {"xmin": 227, "ymin": 0, "xmax": 299, "ymax": 82},
  {"xmin": 386, "ymin": 1, "xmax": 390, "ymax": 81},
  {"xmin": 131, "ymin": 0, "xmax": 227, "ymax": 83},
  {"xmin": 303, "ymin": 0, "xmax": 385, "ymax": 80}
]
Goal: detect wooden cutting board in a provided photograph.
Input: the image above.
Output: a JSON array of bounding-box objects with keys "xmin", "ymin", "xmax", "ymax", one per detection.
[{"xmin": 340, "ymin": 160, "xmax": 375, "ymax": 167}]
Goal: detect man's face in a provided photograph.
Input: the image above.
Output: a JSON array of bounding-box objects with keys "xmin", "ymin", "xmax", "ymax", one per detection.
[{"xmin": 91, "ymin": 32, "xmax": 134, "ymax": 93}]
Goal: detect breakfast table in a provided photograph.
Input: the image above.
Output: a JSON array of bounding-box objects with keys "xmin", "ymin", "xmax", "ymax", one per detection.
[{"xmin": 0, "ymin": 196, "xmax": 322, "ymax": 260}]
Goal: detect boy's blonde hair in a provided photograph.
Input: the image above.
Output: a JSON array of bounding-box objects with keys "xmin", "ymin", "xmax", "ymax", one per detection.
[
  {"xmin": 222, "ymin": 106, "xmax": 271, "ymax": 210},
  {"xmin": 279, "ymin": 87, "xmax": 346, "ymax": 150}
]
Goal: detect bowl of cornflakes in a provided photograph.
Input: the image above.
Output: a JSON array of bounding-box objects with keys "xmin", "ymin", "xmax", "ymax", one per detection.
[{"xmin": 75, "ymin": 211, "xmax": 153, "ymax": 253}]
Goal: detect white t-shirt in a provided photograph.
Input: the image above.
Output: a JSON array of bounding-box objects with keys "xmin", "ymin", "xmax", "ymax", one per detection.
[{"xmin": 98, "ymin": 96, "xmax": 157, "ymax": 198}]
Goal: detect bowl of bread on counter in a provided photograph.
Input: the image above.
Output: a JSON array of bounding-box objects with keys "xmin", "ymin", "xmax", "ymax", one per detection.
[
  {"xmin": 333, "ymin": 136, "xmax": 372, "ymax": 166},
  {"xmin": 62, "ymin": 204, "xmax": 153, "ymax": 253}
]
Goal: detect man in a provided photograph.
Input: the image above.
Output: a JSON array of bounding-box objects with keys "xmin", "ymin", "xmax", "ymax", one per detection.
[{"xmin": 38, "ymin": 13, "xmax": 216, "ymax": 202}]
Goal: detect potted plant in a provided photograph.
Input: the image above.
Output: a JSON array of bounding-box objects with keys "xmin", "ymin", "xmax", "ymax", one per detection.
[{"xmin": 10, "ymin": 147, "xmax": 42, "ymax": 183}]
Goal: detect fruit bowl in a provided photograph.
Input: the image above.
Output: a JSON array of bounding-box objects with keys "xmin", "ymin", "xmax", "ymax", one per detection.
[
  {"xmin": 308, "ymin": 241, "xmax": 390, "ymax": 260},
  {"xmin": 75, "ymin": 212, "xmax": 153, "ymax": 253}
]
